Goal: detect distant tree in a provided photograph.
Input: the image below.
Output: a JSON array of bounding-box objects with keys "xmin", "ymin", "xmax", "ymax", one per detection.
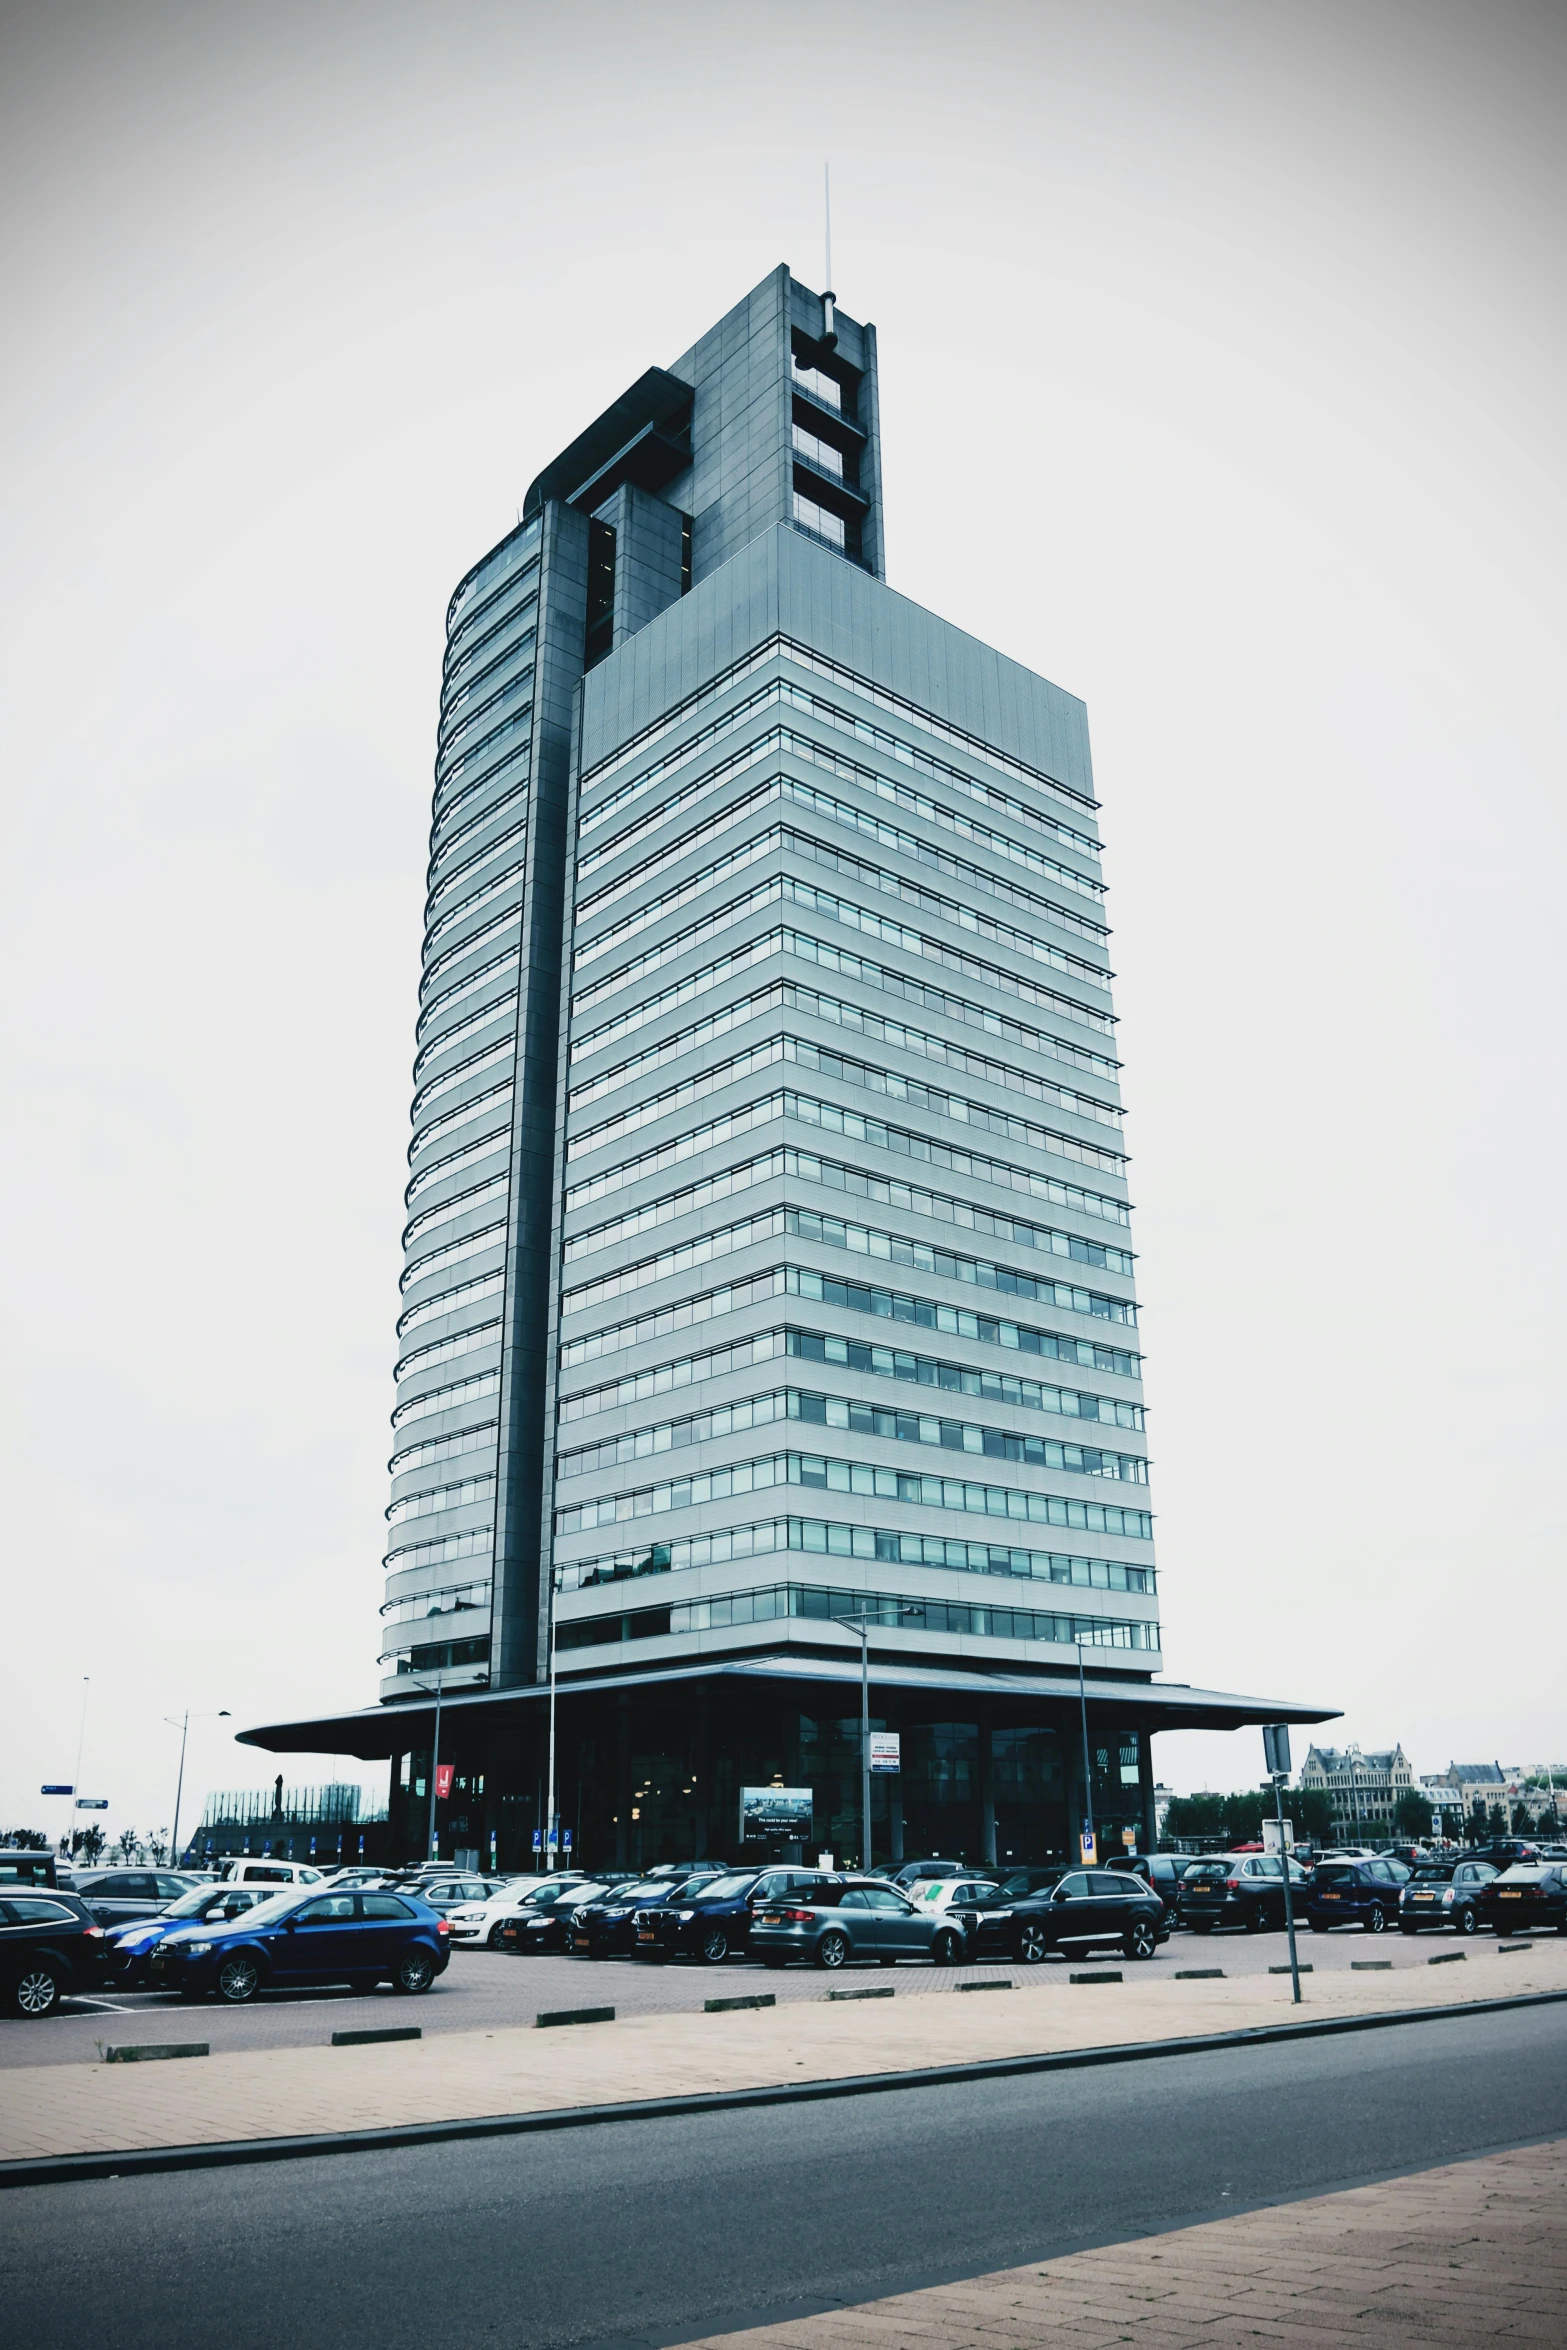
[
  {"xmin": 1162, "ymin": 1792, "xmax": 1227, "ymax": 1842},
  {"xmin": 1394, "ymin": 1791, "xmax": 1434, "ymax": 1839},
  {"xmin": 1513, "ymin": 1802, "xmax": 1536, "ymax": 1835},
  {"xmin": 71, "ymin": 1825, "xmax": 107, "ymax": 1864},
  {"xmin": 146, "ymin": 1829, "xmax": 170, "ymax": 1865},
  {"xmin": 113, "ymin": 1827, "xmax": 142, "ymax": 1864},
  {"xmin": 1221, "ymin": 1788, "xmax": 1267, "ymax": 1844},
  {"xmin": 1292, "ymin": 1789, "xmax": 1336, "ymax": 1845},
  {"xmin": 0, "ymin": 1828, "xmax": 50, "ymax": 1851}
]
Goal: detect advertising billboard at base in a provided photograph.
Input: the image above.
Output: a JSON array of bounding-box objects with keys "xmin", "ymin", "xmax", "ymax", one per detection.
[{"xmin": 740, "ymin": 1786, "xmax": 813, "ymax": 1843}]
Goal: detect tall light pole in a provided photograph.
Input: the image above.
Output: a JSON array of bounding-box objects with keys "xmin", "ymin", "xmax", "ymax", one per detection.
[
  {"xmin": 69, "ymin": 1677, "xmax": 90, "ymax": 1852},
  {"xmin": 166, "ymin": 1708, "xmax": 230, "ymax": 1867},
  {"xmin": 545, "ymin": 1567, "xmax": 561, "ymax": 1870},
  {"xmin": 426, "ymin": 1668, "xmax": 445, "ymax": 1861},
  {"xmin": 834, "ymin": 1613, "xmax": 874, "ymax": 1873},
  {"xmin": 1075, "ymin": 1636, "xmax": 1096, "ymax": 1863}
]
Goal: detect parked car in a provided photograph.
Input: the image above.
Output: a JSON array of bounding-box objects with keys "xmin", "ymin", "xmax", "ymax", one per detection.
[
  {"xmin": 992, "ymin": 1864, "xmax": 1070, "ymax": 1902},
  {"xmin": 749, "ymin": 1878, "xmax": 961, "ymax": 1969},
  {"xmin": 908, "ymin": 1874, "xmax": 1004, "ymax": 1920},
  {"xmin": 397, "ymin": 1872, "xmax": 501, "ymax": 1917},
  {"xmin": 109, "ymin": 1882, "xmax": 282, "ymax": 1983},
  {"xmin": 72, "ymin": 1868, "xmax": 205, "ymax": 1931},
  {"xmin": 1004, "ymin": 1867, "xmax": 1168, "ymax": 1963},
  {"xmin": 146, "ymin": 1887, "xmax": 450, "ymax": 2003},
  {"xmin": 1142, "ymin": 1854, "xmax": 1198, "ymax": 1918},
  {"xmin": 637, "ymin": 1868, "xmax": 845, "ymax": 1963},
  {"xmin": 570, "ymin": 1877, "xmax": 710, "ymax": 1959},
  {"xmin": 1306, "ymin": 1856, "xmax": 1411, "ymax": 1933},
  {"xmin": 449, "ymin": 1876, "xmax": 591, "ymax": 1948},
  {"xmin": 1477, "ymin": 1863, "xmax": 1567, "ymax": 1937},
  {"xmin": 497, "ymin": 1880, "xmax": 614, "ymax": 1955},
  {"xmin": 216, "ymin": 1860, "xmax": 324, "ymax": 1888},
  {"xmin": 1398, "ymin": 1857, "xmax": 1498, "ymax": 1936},
  {"xmin": 0, "ymin": 1851, "xmax": 63, "ymax": 1890},
  {"xmin": 1177, "ymin": 1853, "xmax": 1313, "ymax": 1935},
  {"xmin": 0, "ymin": 1889, "xmax": 113, "ymax": 2016},
  {"xmin": 887, "ymin": 1859, "xmax": 964, "ymax": 1888}
]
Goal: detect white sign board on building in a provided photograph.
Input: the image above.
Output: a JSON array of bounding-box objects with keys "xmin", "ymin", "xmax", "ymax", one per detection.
[{"xmin": 869, "ymin": 1733, "xmax": 901, "ymax": 1773}]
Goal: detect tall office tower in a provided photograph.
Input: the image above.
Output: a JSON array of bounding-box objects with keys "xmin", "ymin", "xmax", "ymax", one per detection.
[{"xmin": 251, "ymin": 269, "xmax": 1325, "ymax": 1868}]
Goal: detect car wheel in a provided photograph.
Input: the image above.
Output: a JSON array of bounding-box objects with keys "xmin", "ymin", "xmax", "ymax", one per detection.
[
  {"xmin": 1017, "ymin": 1921, "xmax": 1050, "ymax": 1965},
  {"xmin": 699, "ymin": 1927, "xmax": 729, "ymax": 1965},
  {"xmin": 12, "ymin": 1966, "xmax": 61, "ymax": 2019},
  {"xmin": 1243, "ymin": 1907, "xmax": 1263, "ymax": 1934},
  {"xmin": 1124, "ymin": 1920, "xmax": 1158, "ymax": 1962},
  {"xmin": 487, "ymin": 1923, "xmax": 507, "ymax": 1949},
  {"xmin": 815, "ymin": 1930, "xmax": 850, "ymax": 1971},
  {"xmin": 1365, "ymin": 1905, "xmax": 1386, "ymax": 1934},
  {"xmin": 931, "ymin": 1929, "xmax": 962, "ymax": 1966},
  {"xmin": 1458, "ymin": 1907, "xmax": 1478, "ymax": 1936},
  {"xmin": 393, "ymin": 1951, "xmax": 436, "ymax": 1995},
  {"xmin": 216, "ymin": 1954, "xmax": 261, "ymax": 2004}
]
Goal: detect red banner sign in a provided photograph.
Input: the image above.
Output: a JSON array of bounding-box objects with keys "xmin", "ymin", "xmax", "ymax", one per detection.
[{"xmin": 435, "ymin": 1764, "xmax": 455, "ymax": 1802}]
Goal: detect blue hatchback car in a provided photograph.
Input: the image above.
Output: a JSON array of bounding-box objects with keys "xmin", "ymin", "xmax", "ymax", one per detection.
[
  {"xmin": 110, "ymin": 1882, "xmax": 278, "ymax": 1984},
  {"xmin": 145, "ymin": 1887, "xmax": 451, "ymax": 2003}
]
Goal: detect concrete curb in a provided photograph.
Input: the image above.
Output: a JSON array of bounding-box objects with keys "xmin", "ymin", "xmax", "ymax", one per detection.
[{"xmin": 4, "ymin": 1986, "xmax": 1564, "ymax": 2192}]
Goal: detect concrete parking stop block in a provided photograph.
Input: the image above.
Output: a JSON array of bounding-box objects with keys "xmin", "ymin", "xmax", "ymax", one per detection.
[
  {"xmin": 1069, "ymin": 1971, "xmax": 1122, "ymax": 1985},
  {"xmin": 1428, "ymin": 1951, "xmax": 1466, "ymax": 1965},
  {"xmin": 536, "ymin": 2005, "xmax": 615, "ymax": 2028},
  {"xmin": 1352, "ymin": 1960, "xmax": 1393, "ymax": 1970},
  {"xmin": 1270, "ymin": 1963, "xmax": 1312, "ymax": 1973},
  {"xmin": 704, "ymin": 1994, "xmax": 775, "ymax": 2014},
  {"xmin": 1175, "ymin": 1969, "xmax": 1224, "ymax": 1980},
  {"xmin": 332, "ymin": 2027, "xmax": 422, "ymax": 2047},
  {"xmin": 956, "ymin": 1978, "xmax": 1012, "ymax": 1993},
  {"xmin": 101, "ymin": 2044, "xmax": 208, "ymax": 2064},
  {"xmin": 1497, "ymin": 1942, "xmax": 1533, "ymax": 1955},
  {"xmin": 827, "ymin": 1985, "xmax": 893, "ymax": 2000}
]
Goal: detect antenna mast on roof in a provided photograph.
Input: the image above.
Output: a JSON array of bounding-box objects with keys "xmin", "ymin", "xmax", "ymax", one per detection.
[{"xmin": 821, "ymin": 161, "xmax": 837, "ymax": 349}]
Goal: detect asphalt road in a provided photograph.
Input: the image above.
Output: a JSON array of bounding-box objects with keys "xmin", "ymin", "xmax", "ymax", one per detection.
[
  {"xmin": 2, "ymin": 2003, "xmax": 1565, "ymax": 2349},
  {"xmin": 12, "ymin": 1921, "xmax": 1553, "ymax": 2068}
]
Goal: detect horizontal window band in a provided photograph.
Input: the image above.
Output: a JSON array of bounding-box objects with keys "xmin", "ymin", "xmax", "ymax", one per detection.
[
  {"xmin": 396, "ymin": 1268, "xmax": 505, "ymax": 1340},
  {"xmin": 427, "ymin": 812, "xmax": 527, "ymax": 909},
  {"xmin": 569, "ymin": 1031, "xmax": 1122, "ymax": 1171},
  {"xmin": 573, "ymin": 866, "xmax": 1111, "ymax": 1021},
  {"xmin": 557, "ymin": 1264, "xmax": 1140, "ymax": 1380},
  {"xmin": 557, "ymin": 1385, "xmax": 1146, "ymax": 1483},
  {"xmin": 411, "ymin": 1038, "xmax": 516, "ymax": 1123},
  {"xmin": 404, "ymin": 1126, "xmax": 510, "ymax": 1206},
  {"xmin": 410, "ymin": 1078, "xmax": 514, "ymax": 1164},
  {"xmin": 564, "ymin": 1135, "xmax": 1132, "ymax": 1273},
  {"xmin": 573, "ymin": 940, "xmax": 1118, "ymax": 1094},
  {"xmin": 402, "ymin": 1173, "xmax": 509, "ymax": 1256},
  {"xmin": 555, "ymin": 1448, "xmax": 1152, "ymax": 1540},
  {"xmin": 387, "ymin": 1471, "xmax": 497, "ymax": 1527},
  {"xmin": 575, "ymin": 771, "xmax": 1109, "ymax": 949},
  {"xmin": 382, "ymin": 1525, "xmax": 494, "ymax": 1573},
  {"xmin": 580, "ymin": 716, "xmax": 1104, "ymax": 909},
  {"xmin": 400, "ymin": 1219, "xmax": 507, "ymax": 1299},
  {"xmin": 559, "ymin": 1521, "xmax": 1153, "ymax": 1606},
  {"xmin": 580, "ymin": 664, "xmax": 1100, "ymax": 859},
  {"xmin": 388, "ymin": 1419, "xmax": 499, "ymax": 1478},
  {"xmin": 428, "ymin": 781, "xmax": 527, "ymax": 883},
  {"xmin": 416, "ymin": 951, "xmax": 521, "ymax": 1045},
  {"xmin": 421, "ymin": 902, "xmax": 525, "ymax": 994},
  {"xmin": 556, "ymin": 1326, "xmax": 1143, "ymax": 1433},
  {"xmin": 390, "ymin": 1369, "xmax": 501, "ymax": 1431},
  {"xmin": 394, "ymin": 1319, "xmax": 502, "ymax": 1384},
  {"xmin": 561, "ymin": 1203, "xmax": 1136, "ymax": 1327}
]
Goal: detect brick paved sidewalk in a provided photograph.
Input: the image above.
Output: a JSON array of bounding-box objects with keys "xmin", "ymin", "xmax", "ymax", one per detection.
[
  {"xmin": 1, "ymin": 1943, "xmax": 1563, "ymax": 2166},
  {"xmin": 682, "ymin": 2135, "xmax": 1567, "ymax": 2347}
]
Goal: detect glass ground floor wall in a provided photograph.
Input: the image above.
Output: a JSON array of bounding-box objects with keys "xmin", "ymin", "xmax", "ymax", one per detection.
[{"xmin": 382, "ymin": 1676, "xmax": 1156, "ymax": 1874}]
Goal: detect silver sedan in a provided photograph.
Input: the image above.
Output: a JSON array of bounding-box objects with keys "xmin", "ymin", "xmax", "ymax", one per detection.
[{"xmin": 749, "ymin": 1878, "xmax": 963, "ymax": 1970}]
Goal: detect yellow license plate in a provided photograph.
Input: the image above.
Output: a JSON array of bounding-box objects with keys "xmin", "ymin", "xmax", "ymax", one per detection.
[{"xmin": 1500, "ymin": 1890, "xmax": 1522, "ymax": 1898}]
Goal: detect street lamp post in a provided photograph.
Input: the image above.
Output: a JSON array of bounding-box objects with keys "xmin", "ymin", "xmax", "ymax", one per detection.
[
  {"xmin": 1075, "ymin": 1637, "xmax": 1095, "ymax": 1863},
  {"xmin": 166, "ymin": 1708, "xmax": 230, "ymax": 1868},
  {"xmin": 545, "ymin": 1568, "xmax": 561, "ymax": 1870},
  {"xmin": 425, "ymin": 1669, "xmax": 445, "ymax": 1861},
  {"xmin": 833, "ymin": 1613, "xmax": 874, "ymax": 1873}
]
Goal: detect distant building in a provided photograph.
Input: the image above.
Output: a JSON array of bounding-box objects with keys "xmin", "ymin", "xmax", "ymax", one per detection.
[
  {"xmin": 1420, "ymin": 1760, "xmax": 1523, "ymax": 1831},
  {"xmin": 1152, "ymin": 1783, "xmax": 1175, "ymax": 1838},
  {"xmin": 1298, "ymin": 1742, "xmax": 1414, "ymax": 1838}
]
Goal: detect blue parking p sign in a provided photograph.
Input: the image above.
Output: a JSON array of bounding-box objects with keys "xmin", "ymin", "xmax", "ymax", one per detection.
[{"xmin": 532, "ymin": 1829, "xmax": 542, "ymax": 1852}]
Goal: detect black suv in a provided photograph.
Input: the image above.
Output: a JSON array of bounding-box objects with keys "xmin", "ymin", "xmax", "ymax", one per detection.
[
  {"xmin": 1003, "ymin": 1867, "xmax": 1168, "ymax": 1963},
  {"xmin": 1398, "ymin": 1856, "xmax": 1497, "ymax": 1935},
  {"xmin": 0, "ymin": 1889, "xmax": 113, "ymax": 2016},
  {"xmin": 1177, "ymin": 1853, "xmax": 1313, "ymax": 1934}
]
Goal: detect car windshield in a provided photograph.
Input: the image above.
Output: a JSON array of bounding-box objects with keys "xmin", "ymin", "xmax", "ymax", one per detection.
[
  {"xmin": 1185, "ymin": 1863, "xmax": 1229, "ymax": 1881},
  {"xmin": 615, "ymin": 1881, "xmax": 670, "ymax": 1902},
  {"xmin": 209, "ymin": 1890, "xmax": 300, "ymax": 1928},
  {"xmin": 1410, "ymin": 1867, "xmax": 1452, "ymax": 1884},
  {"xmin": 163, "ymin": 1884, "xmax": 245, "ymax": 1919},
  {"xmin": 1314, "ymin": 1864, "xmax": 1356, "ymax": 1883},
  {"xmin": 692, "ymin": 1876, "xmax": 755, "ymax": 1902}
]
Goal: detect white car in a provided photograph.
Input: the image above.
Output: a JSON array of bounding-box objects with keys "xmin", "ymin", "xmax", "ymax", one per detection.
[
  {"xmin": 216, "ymin": 1859, "xmax": 324, "ymax": 1887},
  {"xmin": 909, "ymin": 1874, "xmax": 1004, "ymax": 1916},
  {"xmin": 448, "ymin": 1874, "xmax": 588, "ymax": 1947}
]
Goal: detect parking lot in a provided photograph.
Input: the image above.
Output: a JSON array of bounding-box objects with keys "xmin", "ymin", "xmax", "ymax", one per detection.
[{"xmin": 7, "ymin": 1913, "xmax": 1556, "ymax": 2069}]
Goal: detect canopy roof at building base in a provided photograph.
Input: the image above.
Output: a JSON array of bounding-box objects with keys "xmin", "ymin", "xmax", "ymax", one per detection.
[{"xmin": 238, "ymin": 1653, "xmax": 1339, "ymax": 1761}]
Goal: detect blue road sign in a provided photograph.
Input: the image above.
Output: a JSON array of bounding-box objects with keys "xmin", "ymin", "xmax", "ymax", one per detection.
[{"xmin": 41, "ymin": 1785, "xmax": 74, "ymax": 1796}]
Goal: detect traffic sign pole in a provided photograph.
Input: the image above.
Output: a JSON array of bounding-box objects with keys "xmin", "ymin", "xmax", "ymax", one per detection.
[{"xmin": 1264, "ymin": 1724, "xmax": 1302, "ymax": 2006}]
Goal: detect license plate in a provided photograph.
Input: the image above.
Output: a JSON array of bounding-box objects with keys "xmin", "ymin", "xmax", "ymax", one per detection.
[
  {"xmin": 759, "ymin": 1914, "xmax": 780, "ymax": 1925},
  {"xmin": 1321, "ymin": 1891, "xmax": 1340, "ymax": 1899},
  {"xmin": 1500, "ymin": 1890, "xmax": 1522, "ymax": 1898},
  {"xmin": 637, "ymin": 1930, "xmax": 657, "ymax": 1942}
]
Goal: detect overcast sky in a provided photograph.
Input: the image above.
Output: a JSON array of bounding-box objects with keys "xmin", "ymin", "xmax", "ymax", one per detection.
[{"xmin": 2, "ymin": 1, "xmax": 1563, "ymax": 1847}]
